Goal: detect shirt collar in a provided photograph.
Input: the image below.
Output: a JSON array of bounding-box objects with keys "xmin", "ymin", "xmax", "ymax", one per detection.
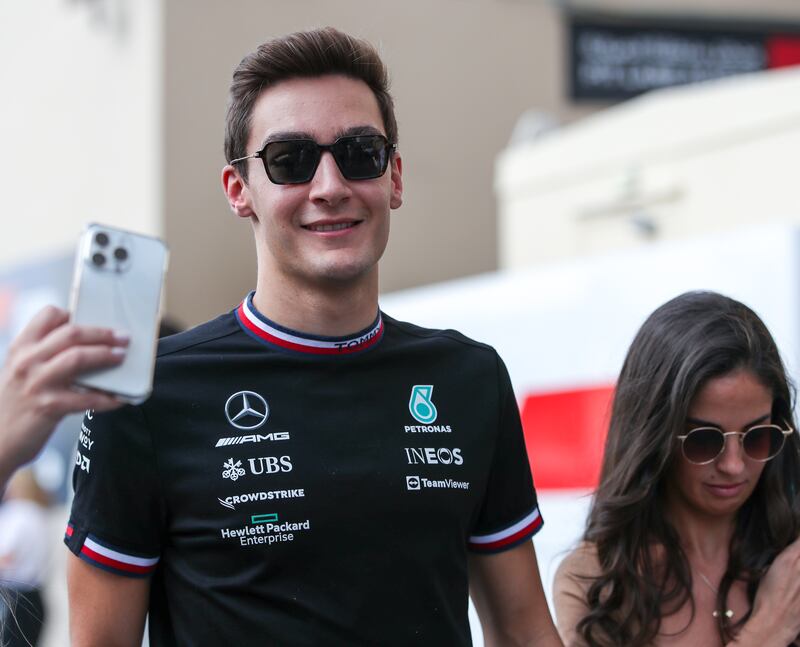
[{"xmin": 235, "ymin": 292, "xmax": 384, "ymax": 355}]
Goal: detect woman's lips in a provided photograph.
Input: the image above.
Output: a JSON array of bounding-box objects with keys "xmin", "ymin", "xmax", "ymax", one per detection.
[{"xmin": 704, "ymin": 482, "xmax": 746, "ymax": 498}]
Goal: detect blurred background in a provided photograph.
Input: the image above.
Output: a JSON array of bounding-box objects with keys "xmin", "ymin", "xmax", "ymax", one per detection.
[{"xmin": 2, "ymin": 0, "xmax": 800, "ymax": 644}]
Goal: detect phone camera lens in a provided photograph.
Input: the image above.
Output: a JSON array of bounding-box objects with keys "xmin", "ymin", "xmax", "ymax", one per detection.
[
  {"xmin": 114, "ymin": 247, "xmax": 128, "ymax": 261},
  {"xmin": 95, "ymin": 232, "xmax": 109, "ymax": 247},
  {"xmin": 92, "ymin": 252, "xmax": 106, "ymax": 267}
]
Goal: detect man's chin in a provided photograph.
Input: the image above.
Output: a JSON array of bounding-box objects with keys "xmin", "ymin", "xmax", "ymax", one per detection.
[{"xmin": 303, "ymin": 261, "xmax": 379, "ymax": 289}]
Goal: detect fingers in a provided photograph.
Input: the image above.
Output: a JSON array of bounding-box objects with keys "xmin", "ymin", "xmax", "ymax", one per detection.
[
  {"xmin": 44, "ymin": 324, "xmax": 128, "ymax": 364},
  {"xmin": 7, "ymin": 305, "xmax": 69, "ymax": 352},
  {"xmin": 55, "ymin": 388, "xmax": 125, "ymax": 417},
  {"xmin": 28, "ymin": 344, "xmax": 126, "ymax": 394},
  {"xmin": 772, "ymin": 534, "xmax": 800, "ymax": 567},
  {"xmin": 24, "ymin": 381, "xmax": 125, "ymax": 423},
  {"xmin": 23, "ymin": 322, "xmax": 128, "ymax": 370}
]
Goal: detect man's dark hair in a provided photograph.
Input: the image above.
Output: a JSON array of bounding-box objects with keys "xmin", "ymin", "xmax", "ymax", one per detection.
[{"xmin": 224, "ymin": 27, "xmax": 398, "ymax": 183}]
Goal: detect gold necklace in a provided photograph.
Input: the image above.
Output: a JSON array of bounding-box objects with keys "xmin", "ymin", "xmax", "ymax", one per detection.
[{"xmin": 696, "ymin": 570, "xmax": 734, "ymax": 619}]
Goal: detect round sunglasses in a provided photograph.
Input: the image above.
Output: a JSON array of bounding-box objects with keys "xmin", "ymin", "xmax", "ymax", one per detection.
[
  {"xmin": 677, "ymin": 423, "xmax": 794, "ymax": 465},
  {"xmin": 230, "ymin": 134, "xmax": 396, "ymax": 185}
]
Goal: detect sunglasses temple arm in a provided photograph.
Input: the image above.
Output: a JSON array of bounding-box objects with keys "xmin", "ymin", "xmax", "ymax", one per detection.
[{"xmin": 228, "ymin": 153, "xmax": 259, "ymax": 165}]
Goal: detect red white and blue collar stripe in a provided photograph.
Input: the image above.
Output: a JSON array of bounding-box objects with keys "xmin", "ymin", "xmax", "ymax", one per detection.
[
  {"xmin": 236, "ymin": 292, "xmax": 384, "ymax": 355},
  {"xmin": 66, "ymin": 524, "xmax": 159, "ymax": 578},
  {"xmin": 467, "ymin": 506, "xmax": 543, "ymax": 553}
]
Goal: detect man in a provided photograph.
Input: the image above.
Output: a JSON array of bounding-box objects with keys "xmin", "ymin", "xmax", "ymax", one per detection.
[{"xmin": 65, "ymin": 28, "xmax": 562, "ymax": 646}]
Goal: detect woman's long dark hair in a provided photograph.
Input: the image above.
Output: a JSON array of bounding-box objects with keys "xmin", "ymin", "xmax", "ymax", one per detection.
[{"xmin": 577, "ymin": 291, "xmax": 800, "ymax": 646}]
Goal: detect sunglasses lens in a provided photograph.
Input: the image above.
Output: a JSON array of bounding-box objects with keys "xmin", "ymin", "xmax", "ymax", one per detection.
[
  {"xmin": 743, "ymin": 425, "xmax": 783, "ymax": 461},
  {"xmin": 261, "ymin": 136, "xmax": 390, "ymax": 184},
  {"xmin": 334, "ymin": 136, "xmax": 388, "ymax": 180},
  {"xmin": 264, "ymin": 140, "xmax": 319, "ymax": 184},
  {"xmin": 683, "ymin": 428, "xmax": 724, "ymax": 463}
]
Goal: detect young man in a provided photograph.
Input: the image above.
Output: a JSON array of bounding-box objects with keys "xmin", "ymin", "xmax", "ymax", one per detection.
[{"xmin": 65, "ymin": 28, "xmax": 562, "ymax": 646}]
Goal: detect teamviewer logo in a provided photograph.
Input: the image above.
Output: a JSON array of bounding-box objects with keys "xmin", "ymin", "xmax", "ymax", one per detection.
[{"xmin": 406, "ymin": 476, "xmax": 421, "ymax": 491}]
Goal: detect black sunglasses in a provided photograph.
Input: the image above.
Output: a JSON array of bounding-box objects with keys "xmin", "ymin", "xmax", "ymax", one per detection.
[
  {"xmin": 677, "ymin": 423, "xmax": 794, "ymax": 465},
  {"xmin": 230, "ymin": 134, "xmax": 396, "ymax": 185}
]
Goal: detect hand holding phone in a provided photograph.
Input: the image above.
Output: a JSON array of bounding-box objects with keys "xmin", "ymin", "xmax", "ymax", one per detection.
[
  {"xmin": 0, "ymin": 306, "xmax": 126, "ymax": 488},
  {"xmin": 69, "ymin": 224, "xmax": 168, "ymax": 403}
]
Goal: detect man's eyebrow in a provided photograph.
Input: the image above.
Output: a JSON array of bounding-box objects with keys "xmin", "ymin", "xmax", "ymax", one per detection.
[
  {"xmin": 336, "ymin": 125, "xmax": 384, "ymax": 138},
  {"xmin": 686, "ymin": 413, "xmax": 771, "ymax": 429},
  {"xmin": 259, "ymin": 126, "xmax": 385, "ymax": 149},
  {"xmin": 260, "ymin": 131, "xmax": 311, "ymax": 147}
]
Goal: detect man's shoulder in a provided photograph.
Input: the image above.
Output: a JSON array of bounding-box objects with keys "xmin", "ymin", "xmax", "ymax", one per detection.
[
  {"xmin": 383, "ymin": 313, "xmax": 496, "ymax": 356},
  {"xmin": 156, "ymin": 310, "xmax": 240, "ymax": 358}
]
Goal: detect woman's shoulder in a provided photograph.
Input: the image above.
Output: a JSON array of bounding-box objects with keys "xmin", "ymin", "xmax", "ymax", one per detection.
[
  {"xmin": 555, "ymin": 541, "xmax": 602, "ymax": 588},
  {"xmin": 553, "ymin": 542, "xmax": 602, "ymax": 647}
]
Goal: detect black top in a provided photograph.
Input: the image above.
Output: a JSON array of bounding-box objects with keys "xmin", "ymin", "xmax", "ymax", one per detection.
[{"xmin": 65, "ymin": 293, "xmax": 542, "ymax": 647}]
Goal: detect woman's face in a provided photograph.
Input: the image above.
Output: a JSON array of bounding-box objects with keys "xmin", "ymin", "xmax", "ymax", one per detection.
[{"xmin": 665, "ymin": 369, "xmax": 772, "ymax": 521}]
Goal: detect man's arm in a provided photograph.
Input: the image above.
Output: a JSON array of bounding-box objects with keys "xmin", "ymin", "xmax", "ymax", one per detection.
[
  {"xmin": 469, "ymin": 540, "xmax": 563, "ymax": 647},
  {"xmin": 67, "ymin": 553, "xmax": 150, "ymax": 647}
]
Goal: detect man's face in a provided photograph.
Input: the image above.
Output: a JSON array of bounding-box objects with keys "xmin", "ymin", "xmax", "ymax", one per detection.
[{"xmin": 230, "ymin": 74, "xmax": 402, "ymax": 291}]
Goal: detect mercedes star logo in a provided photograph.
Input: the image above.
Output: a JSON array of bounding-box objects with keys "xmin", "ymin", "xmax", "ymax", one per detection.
[{"xmin": 224, "ymin": 391, "xmax": 269, "ymax": 430}]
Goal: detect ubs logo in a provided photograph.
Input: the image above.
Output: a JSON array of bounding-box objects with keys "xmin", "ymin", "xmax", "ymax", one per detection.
[
  {"xmin": 248, "ymin": 456, "xmax": 293, "ymax": 475},
  {"xmin": 225, "ymin": 391, "xmax": 269, "ymax": 430}
]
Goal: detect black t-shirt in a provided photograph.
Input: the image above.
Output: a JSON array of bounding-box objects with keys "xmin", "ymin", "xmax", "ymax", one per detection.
[{"xmin": 65, "ymin": 293, "xmax": 542, "ymax": 646}]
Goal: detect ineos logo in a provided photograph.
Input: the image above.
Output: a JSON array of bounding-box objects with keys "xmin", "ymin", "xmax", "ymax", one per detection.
[
  {"xmin": 225, "ymin": 391, "xmax": 269, "ymax": 430},
  {"xmin": 403, "ymin": 447, "xmax": 464, "ymax": 466}
]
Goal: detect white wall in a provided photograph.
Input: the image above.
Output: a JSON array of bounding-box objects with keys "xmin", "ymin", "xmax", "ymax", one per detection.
[
  {"xmin": 0, "ymin": 0, "xmax": 163, "ymax": 270},
  {"xmin": 496, "ymin": 67, "xmax": 800, "ymax": 269}
]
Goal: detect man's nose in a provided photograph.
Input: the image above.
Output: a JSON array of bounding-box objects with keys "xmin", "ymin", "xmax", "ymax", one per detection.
[{"xmin": 308, "ymin": 151, "xmax": 352, "ymax": 205}]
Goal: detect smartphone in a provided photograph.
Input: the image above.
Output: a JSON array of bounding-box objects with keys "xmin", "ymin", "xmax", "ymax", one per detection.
[{"xmin": 69, "ymin": 223, "xmax": 169, "ymax": 403}]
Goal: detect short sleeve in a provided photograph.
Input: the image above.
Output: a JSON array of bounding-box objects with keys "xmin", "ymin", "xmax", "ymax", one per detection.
[
  {"xmin": 64, "ymin": 405, "xmax": 165, "ymax": 578},
  {"xmin": 467, "ymin": 354, "xmax": 543, "ymax": 553}
]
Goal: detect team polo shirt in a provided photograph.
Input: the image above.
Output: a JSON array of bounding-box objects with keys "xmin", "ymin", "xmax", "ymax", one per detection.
[{"xmin": 65, "ymin": 293, "xmax": 542, "ymax": 647}]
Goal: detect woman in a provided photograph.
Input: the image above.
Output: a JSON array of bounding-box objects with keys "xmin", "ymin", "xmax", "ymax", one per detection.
[{"xmin": 554, "ymin": 291, "xmax": 800, "ymax": 647}]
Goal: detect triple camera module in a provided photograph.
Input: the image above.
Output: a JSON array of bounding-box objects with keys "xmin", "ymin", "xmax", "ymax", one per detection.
[{"xmin": 88, "ymin": 229, "xmax": 131, "ymax": 273}]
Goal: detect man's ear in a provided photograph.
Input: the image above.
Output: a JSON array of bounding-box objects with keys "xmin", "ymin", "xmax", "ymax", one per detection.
[
  {"xmin": 222, "ymin": 165, "xmax": 256, "ymax": 218},
  {"xmin": 389, "ymin": 154, "xmax": 403, "ymax": 210}
]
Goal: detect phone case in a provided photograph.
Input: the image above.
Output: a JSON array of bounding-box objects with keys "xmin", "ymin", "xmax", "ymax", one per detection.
[{"xmin": 69, "ymin": 223, "xmax": 169, "ymax": 403}]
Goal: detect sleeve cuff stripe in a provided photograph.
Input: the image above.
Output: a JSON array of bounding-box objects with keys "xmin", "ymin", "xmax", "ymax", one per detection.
[
  {"xmin": 468, "ymin": 507, "xmax": 542, "ymax": 549},
  {"xmin": 80, "ymin": 535, "xmax": 159, "ymax": 571},
  {"xmin": 84, "ymin": 536, "xmax": 159, "ymax": 568},
  {"xmin": 80, "ymin": 543, "xmax": 159, "ymax": 575},
  {"xmin": 76, "ymin": 551, "xmax": 153, "ymax": 579}
]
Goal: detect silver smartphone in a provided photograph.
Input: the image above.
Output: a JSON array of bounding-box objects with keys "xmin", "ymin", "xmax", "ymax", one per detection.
[{"xmin": 69, "ymin": 223, "xmax": 169, "ymax": 403}]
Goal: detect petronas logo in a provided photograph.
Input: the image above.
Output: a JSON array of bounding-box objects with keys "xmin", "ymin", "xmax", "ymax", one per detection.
[{"xmin": 409, "ymin": 385, "xmax": 438, "ymax": 424}]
